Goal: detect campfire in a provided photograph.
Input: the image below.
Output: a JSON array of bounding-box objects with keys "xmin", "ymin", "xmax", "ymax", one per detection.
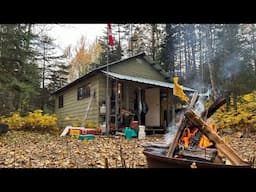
[
  {"xmin": 179, "ymin": 120, "xmax": 217, "ymax": 148},
  {"xmin": 166, "ymin": 92, "xmax": 249, "ymax": 166}
]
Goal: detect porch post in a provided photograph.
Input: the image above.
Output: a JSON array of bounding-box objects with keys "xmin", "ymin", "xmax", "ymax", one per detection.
[
  {"xmin": 115, "ymin": 80, "xmax": 119, "ymax": 130},
  {"xmin": 138, "ymin": 87, "xmax": 141, "ymax": 125},
  {"xmin": 106, "ymin": 48, "xmax": 110, "ymax": 135},
  {"xmin": 167, "ymin": 90, "xmax": 171, "ymax": 127},
  {"xmin": 171, "ymin": 92, "xmax": 176, "ymax": 126}
]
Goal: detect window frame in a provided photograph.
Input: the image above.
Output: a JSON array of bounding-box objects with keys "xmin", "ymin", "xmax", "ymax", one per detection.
[
  {"xmin": 58, "ymin": 95, "xmax": 64, "ymax": 108},
  {"xmin": 77, "ymin": 84, "xmax": 91, "ymax": 100}
]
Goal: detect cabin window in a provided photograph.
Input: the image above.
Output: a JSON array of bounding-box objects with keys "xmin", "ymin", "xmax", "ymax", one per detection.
[
  {"xmin": 77, "ymin": 85, "xmax": 90, "ymax": 100},
  {"xmin": 58, "ymin": 95, "xmax": 64, "ymax": 108}
]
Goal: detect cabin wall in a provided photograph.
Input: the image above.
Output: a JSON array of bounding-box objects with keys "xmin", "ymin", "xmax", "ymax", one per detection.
[
  {"xmin": 54, "ymin": 74, "xmax": 100, "ymax": 128},
  {"xmin": 109, "ymin": 58, "xmax": 166, "ymax": 82}
]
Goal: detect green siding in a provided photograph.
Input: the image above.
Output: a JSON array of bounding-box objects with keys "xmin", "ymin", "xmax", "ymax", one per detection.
[
  {"xmin": 98, "ymin": 73, "xmax": 112, "ymax": 104},
  {"xmin": 55, "ymin": 75, "xmax": 100, "ymax": 128},
  {"xmin": 54, "ymin": 55, "xmax": 170, "ymax": 128},
  {"xmin": 109, "ymin": 58, "xmax": 166, "ymax": 82}
]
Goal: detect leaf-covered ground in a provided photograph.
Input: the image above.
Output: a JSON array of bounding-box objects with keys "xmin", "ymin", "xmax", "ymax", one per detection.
[
  {"xmin": 0, "ymin": 130, "xmax": 255, "ymax": 168},
  {"xmin": 228, "ymin": 133, "xmax": 256, "ymax": 167},
  {"xmin": 0, "ymin": 131, "xmax": 162, "ymax": 168}
]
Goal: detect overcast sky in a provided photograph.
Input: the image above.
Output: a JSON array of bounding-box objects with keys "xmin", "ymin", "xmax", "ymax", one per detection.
[{"xmin": 47, "ymin": 24, "xmax": 106, "ymax": 51}]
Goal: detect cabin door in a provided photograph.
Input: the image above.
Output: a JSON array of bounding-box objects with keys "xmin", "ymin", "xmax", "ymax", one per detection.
[{"xmin": 145, "ymin": 87, "xmax": 160, "ymax": 127}]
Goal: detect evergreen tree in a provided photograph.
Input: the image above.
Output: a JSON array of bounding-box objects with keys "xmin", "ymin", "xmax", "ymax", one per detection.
[
  {"xmin": 158, "ymin": 24, "xmax": 178, "ymax": 80},
  {"xmin": 0, "ymin": 24, "xmax": 41, "ymax": 115},
  {"xmin": 98, "ymin": 25, "xmax": 122, "ymax": 65}
]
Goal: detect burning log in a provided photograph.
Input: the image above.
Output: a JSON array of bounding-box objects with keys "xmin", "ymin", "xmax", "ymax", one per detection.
[
  {"xmin": 167, "ymin": 91, "xmax": 199, "ymax": 158},
  {"xmin": 184, "ymin": 109, "xmax": 248, "ymax": 166},
  {"xmin": 189, "ymin": 97, "xmax": 226, "ymax": 147},
  {"xmin": 177, "ymin": 147, "xmax": 217, "ymax": 162}
]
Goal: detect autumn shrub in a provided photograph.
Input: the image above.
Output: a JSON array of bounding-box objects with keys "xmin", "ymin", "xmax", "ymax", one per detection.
[
  {"xmin": 85, "ymin": 122, "xmax": 98, "ymax": 129},
  {"xmin": 212, "ymin": 91, "xmax": 256, "ymax": 132},
  {"xmin": 0, "ymin": 109, "xmax": 58, "ymax": 132},
  {"xmin": 0, "ymin": 112, "xmax": 25, "ymax": 129},
  {"xmin": 72, "ymin": 120, "xmax": 98, "ymax": 129},
  {"xmin": 72, "ymin": 120, "xmax": 82, "ymax": 127},
  {"xmin": 23, "ymin": 109, "xmax": 58, "ymax": 131}
]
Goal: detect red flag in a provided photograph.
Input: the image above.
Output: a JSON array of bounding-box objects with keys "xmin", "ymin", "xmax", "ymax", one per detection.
[{"xmin": 107, "ymin": 24, "xmax": 114, "ymax": 46}]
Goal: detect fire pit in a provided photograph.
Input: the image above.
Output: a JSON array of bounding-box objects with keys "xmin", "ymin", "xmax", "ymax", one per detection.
[
  {"xmin": 143, "ymin": 150, "xmax": 250, "ymax": 168},
  {"xmin": 143, "ymin": 92, "xmax": 251, "ymax": 168}
]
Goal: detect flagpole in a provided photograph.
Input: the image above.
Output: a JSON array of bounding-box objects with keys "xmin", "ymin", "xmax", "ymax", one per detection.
[
  {"xmin": 106, "ymin": 33, "xmax": 110, "ymax": 136},
  {"xmin": 106, "ymin": 24, "xmax": 114, "ymax": 136}
]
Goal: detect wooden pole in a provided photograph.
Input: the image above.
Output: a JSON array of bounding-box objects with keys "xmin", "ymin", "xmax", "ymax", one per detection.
[
  {"xmin": 115, "ymin": 80, "xmax": 119, "ymax": 130},
  {"xmin": 167, "ymin": 90, "xmax": 171, "ymax": 126},
  {"xmin": 106, "ymin": 39, "xmax": 110, "ymax": 135}
]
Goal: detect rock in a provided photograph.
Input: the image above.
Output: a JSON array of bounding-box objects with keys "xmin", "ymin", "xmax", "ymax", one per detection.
[
  {"xmin": 0, "ymin": 123, "xmax": 8, "ymax": 135},
  {"xmin": 220, "ymin": 128, "xmax": 234, "ymax": 136},
  {"xmin": 233, "ymin": 131, "xmax": 243, "ymax": 138}
]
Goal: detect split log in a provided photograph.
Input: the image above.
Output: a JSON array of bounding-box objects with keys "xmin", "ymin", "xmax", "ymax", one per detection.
[
  {"xmin": 201, "ymin": 97, "xmax": 227, "ymax": 119},
  {"xmin": 189, "ymin": 97, "xmax": 226, "ymax": 147},
  {"xmin": 167, "ymin": 91, "xmax": 199, "ymax": 158},
  {"xmin": 184, "ymin": 109, "xmax": 248, "ymax": 166},
  {"xmin": 178, "ymin": 147, "xmax": 217, "ymax": 162}
]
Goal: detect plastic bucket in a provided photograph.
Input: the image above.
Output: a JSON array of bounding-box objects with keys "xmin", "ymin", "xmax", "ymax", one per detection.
[{"xmin": 124, "ymin": 127, "xmax": 137, "ymax": 140}]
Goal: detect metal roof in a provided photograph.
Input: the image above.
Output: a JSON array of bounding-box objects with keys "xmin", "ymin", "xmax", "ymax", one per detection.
[
  {"xmin": 52, "ymin": 53, "xmax": 147, "ymax": 95},
  {"xmin": 101, "ymin": 71, "xmax": 195, "ymax": 92}
]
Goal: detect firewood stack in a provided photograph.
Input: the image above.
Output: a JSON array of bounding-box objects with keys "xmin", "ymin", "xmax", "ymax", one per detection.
[{"xmin": 167, "ymin": 92, "xmax": 249, "ymax": 166}]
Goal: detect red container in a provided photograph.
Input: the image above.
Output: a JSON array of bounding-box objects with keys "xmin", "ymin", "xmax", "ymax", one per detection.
[
  {"xmin": 80, "ymin": 129, "xmax": 97, "ymax": 135},
  {"xmin": 86, "ymin": 129, "xmax": 97, "ymax": 134},
  {"xmin": 131, "ymin": 121, "xmax": 139, "ymax": 128}
]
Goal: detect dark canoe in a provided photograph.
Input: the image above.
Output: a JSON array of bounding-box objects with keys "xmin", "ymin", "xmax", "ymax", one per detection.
[{"xmin": 143, "ymin": 150, "xmax": 251, "ymax": 168}]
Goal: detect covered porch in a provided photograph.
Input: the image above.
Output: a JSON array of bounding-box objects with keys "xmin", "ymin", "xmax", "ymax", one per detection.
[{"xmin": 101, "ymin": 71, "xmax": 195, "ymax": 134}]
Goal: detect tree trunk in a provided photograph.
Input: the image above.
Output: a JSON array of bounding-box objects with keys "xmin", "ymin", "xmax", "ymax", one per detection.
[
  {"xmin": 252, "ymin": 28, "xmax": 256, "ymax": 76},
  {"xmin": 206, "ymin": 25, "xmax": 217, "ymax": 99},
  {"xmin": 199, "ymin": 25, "xmax": 204, "ymax": 92},
  {"xmin": 151, "ymin": 24, "xmax": 156, "ymax": 61},
  {"xmin": 233, "ymin": 92, "xmax": 238, "ymax": 111},
  {"xmin": 184, "ymin": 38, "xmax": 188, "ymax": 77}
]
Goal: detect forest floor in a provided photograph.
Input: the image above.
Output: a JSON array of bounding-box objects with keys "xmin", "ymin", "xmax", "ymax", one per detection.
[{"xmin": 0, "ymin": 130, "xmax": 255, "ymax": 168}]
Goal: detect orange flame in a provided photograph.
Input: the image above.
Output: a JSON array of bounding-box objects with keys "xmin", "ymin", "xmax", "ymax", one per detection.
[{"xmin": 180, "ymin": 120, "xmax": 217, "ymax": 148}]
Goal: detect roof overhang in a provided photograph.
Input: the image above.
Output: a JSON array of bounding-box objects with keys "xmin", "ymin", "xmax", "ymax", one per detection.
[{"xmin": 101, "ymin": 71, "xmax": 195, "ymax": 92}]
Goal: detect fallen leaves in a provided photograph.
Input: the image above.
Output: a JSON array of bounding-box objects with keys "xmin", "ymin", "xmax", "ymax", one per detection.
[
  {"xmin": 0, "ymin": 130, "xmax": 161, "ymax": 168},
  {"xmin": 1, "ymin": 130, "xmax": 253, "ymax": 168},
  {"xmin": 229, "ymin": 134, "xmax": 256, "ymax": 166}
]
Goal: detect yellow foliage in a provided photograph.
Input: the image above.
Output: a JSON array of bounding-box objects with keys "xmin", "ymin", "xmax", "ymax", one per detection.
[
  {"xmin": 72, "ymin": 121, "xmax": 81, "ymax": 127},
  {"xmin": 0, "ymin": 110, "xmax": 57, "ymax": 132},
  {"xmin": 85, "ymin": 122, "xmax": 98, "ymax": 128},
  {"xmin": 212, "ymin": 91, "xmax": 256, "ymax": 131},
  {"xmin": 64, "ymin": 116, "xmax": 71, "ymax": 121},
  {"xmin": 1, "ymin": 112, "xmax": 25, "ymax": 129},
  {"xmin": 241, "ymin": 93, "xmax": 255, "ymax": 103},
  {"xmin": 68, "ymin": 36, "xmax": 103, "ymax": 81}
]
